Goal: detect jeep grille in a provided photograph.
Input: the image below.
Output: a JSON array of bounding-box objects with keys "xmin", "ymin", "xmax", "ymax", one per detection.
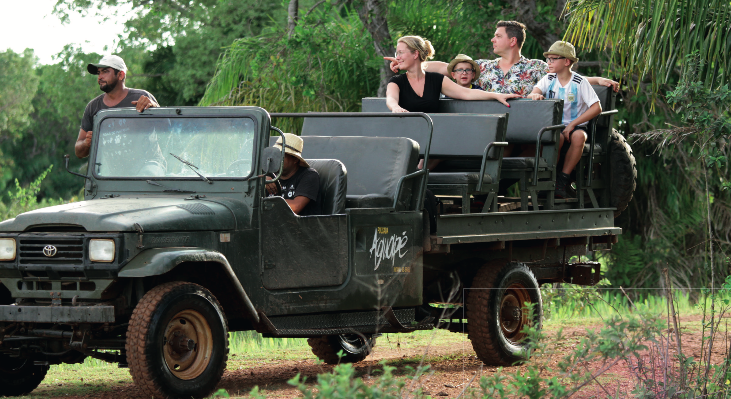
[{"xmin": 18, "ymin": 237, "xmax": 84, "ymax": 265}]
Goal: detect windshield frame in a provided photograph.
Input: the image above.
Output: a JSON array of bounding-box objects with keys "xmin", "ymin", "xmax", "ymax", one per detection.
[{"xmin": 89, "ymin": 112, "xmax": 260, "ymax": 182}]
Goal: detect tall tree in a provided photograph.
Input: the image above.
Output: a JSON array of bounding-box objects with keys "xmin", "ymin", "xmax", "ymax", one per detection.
[
  {"xmin": 54, "ymin": 0, "xmax": 289, "ymax": 105},
  {"xmin": 353, "ymin": 0, "xmax": 395, "ymax": 96},
  {"xmin": 0, "ymin": 49, "xmax": 39, "ymax": 142}
]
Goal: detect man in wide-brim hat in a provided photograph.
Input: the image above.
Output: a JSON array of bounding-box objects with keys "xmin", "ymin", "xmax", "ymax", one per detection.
[
  {"xmin": 266, "ymin": 133, "xmax": 321, "ymax": 216},
  {"xmin": 446, "ymin": 54, "xmax": 483, "ymax": 90}
]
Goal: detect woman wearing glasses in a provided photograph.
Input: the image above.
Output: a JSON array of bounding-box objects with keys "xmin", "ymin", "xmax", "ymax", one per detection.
[{"xmin": 386, "ymin": 36, "xmax": 519, "ymax": 113}]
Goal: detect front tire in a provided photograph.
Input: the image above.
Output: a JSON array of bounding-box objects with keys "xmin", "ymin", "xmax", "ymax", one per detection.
[
  {"xmin": 308, "ymin": 334, "xmax": 376, "ymax": 364},
  {"xmin": 0, "ymin": 354, "xmax": 49, "ymax": 396},
  {"xmin": 466, "ymin": 261, "xmax": 542, "ymax": 366},
  {"xmin": 126, "ymin": 282, "xmax": 228, "ymax": 399}
]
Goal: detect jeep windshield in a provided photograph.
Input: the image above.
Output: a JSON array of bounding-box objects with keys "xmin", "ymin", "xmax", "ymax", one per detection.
[{"xmin": 93, "ymin": 117, "xmax": 256, "ymax": 178}]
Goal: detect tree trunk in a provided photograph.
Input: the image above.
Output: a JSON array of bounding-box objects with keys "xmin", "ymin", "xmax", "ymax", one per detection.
[
  {"xmin": 354, "ymin": 0, "xmax": 395, "ymax": 97},
  {"xmin": 511, "ymin": 0, "xmax": 560, "ymax": 51},
  {"xmin": 287, "ymin": 0, "xmax": 298, "ymax": 38}
]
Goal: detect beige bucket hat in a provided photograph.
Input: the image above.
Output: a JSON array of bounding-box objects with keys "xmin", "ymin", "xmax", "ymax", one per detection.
[
  {"xmin": 543, "ymin": 41, "xmax": 579, "ymax": 63},
  {"xmin": 447, "ymin": 54, "xmax": 481, "ymax": 82},
  {"xmin": 274, "ymin": 133, "xmax": 309, "ymax": 167}
]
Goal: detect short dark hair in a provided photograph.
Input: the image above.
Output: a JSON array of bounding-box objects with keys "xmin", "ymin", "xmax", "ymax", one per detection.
[
  {"xmin": 112, "ymin": 68, "xmax": 126, "ymax": 83},
  {"xmin": 496, "ymin": 21, "xmax": 527, "ymax": 48}
]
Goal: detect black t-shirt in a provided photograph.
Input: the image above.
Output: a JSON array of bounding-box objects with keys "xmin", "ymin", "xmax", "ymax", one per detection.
[
  {"xmin": 388, "ymin": 72, "xmax": 444, "ymax": 113},
  {"xmin": 278, "ymin": 167, "xmax": 321, "ymax": 216},
  {"xmin": 81, "ymin": 88, "xmax": 158, "ymax": 132}
]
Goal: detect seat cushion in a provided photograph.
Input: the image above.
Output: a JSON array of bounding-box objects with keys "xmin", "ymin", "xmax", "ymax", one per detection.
[
  {"xmin": 501, "ymin": 157, "xmax": 549, "ymax": 170},
  {"xmin": 428, "ymin": 172, "xmax": 492, "ymax": 185},
  {"xmin": 307, "ymin": 159, "xmax": 347, "ymax": 215}
]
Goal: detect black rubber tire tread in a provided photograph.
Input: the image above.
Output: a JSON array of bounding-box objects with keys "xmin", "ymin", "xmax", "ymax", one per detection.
[
  {"xmin": 0, "ymin": 355, "xmax": 49, "ymax": 396},
  {"xmin": 608, "ymin": 129, "xmax": 636, "ymax": 218},
  {"xmin": 466, "ymin": 261, "xmax": 542, "ymax": 366},
  {"xmin": 126, "ymin": 281, "xmax": 228, "ymax": 399},
  {"xmin": 307, "ymin": 334, "xmax": 375, "ymax": 365}
]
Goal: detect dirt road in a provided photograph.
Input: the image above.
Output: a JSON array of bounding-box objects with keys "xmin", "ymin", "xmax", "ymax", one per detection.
[{"xmin": 26, "ymin": 314, "xmax": 731, "ymax": 398}]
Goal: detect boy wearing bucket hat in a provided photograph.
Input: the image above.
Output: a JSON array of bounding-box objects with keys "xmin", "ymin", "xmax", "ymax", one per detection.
[
  {"xmin": 527, "ymin": 41, "xmax": 602, "ymax": 199},
  {"xmin": 266, "ymin": 133, "xmax": 321, "ymax": 216},
  {"xmin": 441, "ymin": 54, "xmax": 484, "ymax": 99},
  {"xmin": 448, "ymin": 54, "xmax": 483, "ymax": 90},
  {"xmin": 75, "ymin": 55, "xmax": 159, "ymax": 158}
]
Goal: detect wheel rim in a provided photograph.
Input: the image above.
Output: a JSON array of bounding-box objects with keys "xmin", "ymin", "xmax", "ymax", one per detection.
[
  {"xmin": 338, "ymin": 334, "xmax": 368, "ymax": 355},
  {"xmin": 499, "ymin": 283, "xmax": 532, "ymax": 343},
  {"xmin": 162, "ymin": 309, "xmax": 213, "ymax": 380}
]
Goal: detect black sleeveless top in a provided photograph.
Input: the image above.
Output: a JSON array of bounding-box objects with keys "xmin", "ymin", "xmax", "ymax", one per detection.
[{"xmin": 388, "ymin": 72, "xmax": 444, "ymax": 113}]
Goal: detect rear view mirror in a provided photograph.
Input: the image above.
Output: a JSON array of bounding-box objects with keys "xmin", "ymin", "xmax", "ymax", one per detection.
[{"xmin": 262, "ymin": 146, "xmax": 283, "ymax": 175}]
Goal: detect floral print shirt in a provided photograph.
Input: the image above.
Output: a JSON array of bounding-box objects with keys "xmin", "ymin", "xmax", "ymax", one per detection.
[{"xmin": 475, "ymin": 57, "xmax": 549, "ymax": 97}]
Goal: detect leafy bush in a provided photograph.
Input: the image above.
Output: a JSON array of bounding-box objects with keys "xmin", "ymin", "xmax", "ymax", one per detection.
[{"xmin": 0, "ymin": 165, "xmax": 75, "ymax": 222}]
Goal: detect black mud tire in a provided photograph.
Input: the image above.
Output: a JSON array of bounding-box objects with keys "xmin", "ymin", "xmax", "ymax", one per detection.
[
  {"xmin": 308, "ymin": 334, "xmax": 376, "ymax": 364},
  {"xmin": 126, "ymin": 282, "xmax": 228, "ymax": 399},
  {"xmin": 0, "ymin": 354, "xmax": 49, "ymax": 396},
  {"xmin": 608, "ymin": 129, "xmax": 636, "ymax": 218},
  {"xmin": 466, "ymin": 261, "xmax": 542, "ymax": 366}
]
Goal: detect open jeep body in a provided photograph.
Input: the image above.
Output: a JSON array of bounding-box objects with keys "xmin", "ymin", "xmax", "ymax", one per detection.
[{"xmin": 0, "ymin": 86, "xmax": 633, "ymax": 398}]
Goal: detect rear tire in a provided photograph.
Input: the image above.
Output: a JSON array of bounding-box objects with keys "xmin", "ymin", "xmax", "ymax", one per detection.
[
  {"xmin": 608, "ymin": 129, "xmax": 636, "ymax": 217},
  {"xmin": 126, "ymin": 282, "xmax": 228, "ymax": 399},
  {"xmin": 0, "ymin": 354, "xmax": 49, "ymax": 396},
  {"xmin": 466, "ymin": 261, "xmax": 542, "ymax": 366},
  {"xmin": 308, "ymin": 334, "xmax": 376, "ymax": 364}
]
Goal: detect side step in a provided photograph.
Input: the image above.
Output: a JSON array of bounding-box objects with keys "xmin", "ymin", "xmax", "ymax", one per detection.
[{"xmin": 259, "ymin": 307, "xmax": 433, "ymax": 337}]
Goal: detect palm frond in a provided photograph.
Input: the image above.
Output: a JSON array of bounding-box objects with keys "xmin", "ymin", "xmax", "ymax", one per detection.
[{"xmin": 564, "ymin": 0, "xmax": 731, "ymax": 100}]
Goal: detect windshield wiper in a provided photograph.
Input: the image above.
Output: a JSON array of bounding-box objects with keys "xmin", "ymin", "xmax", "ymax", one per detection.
[
  {"xmin": 169, "ymin": 153, "xmax": 213, "ymax": 184},
  {"xmin": 146, "ymin": 180, "xmax": 196, "ymax": 193}
]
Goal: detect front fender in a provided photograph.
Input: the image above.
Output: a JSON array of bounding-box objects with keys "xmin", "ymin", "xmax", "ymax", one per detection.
[{"xmin": 119, "ymin": 248, "xmax": 259, "ymax": 323}]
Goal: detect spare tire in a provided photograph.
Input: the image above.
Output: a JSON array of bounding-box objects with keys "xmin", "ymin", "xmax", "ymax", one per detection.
[{"xmin": 608, "ymin": 129, "xmax": 636, "ymax": 217}]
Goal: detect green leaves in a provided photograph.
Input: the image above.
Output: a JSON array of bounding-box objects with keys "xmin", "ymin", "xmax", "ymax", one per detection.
[
  {"xmin": 0, "ymin": 49, "xmax": 39, "ymax": 140},
  {"xmin": 564, "ymin": 0, "xmax": 731, "ymax": 100}
]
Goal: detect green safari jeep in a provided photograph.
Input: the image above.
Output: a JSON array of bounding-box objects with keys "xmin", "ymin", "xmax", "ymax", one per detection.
[{"xmin": 0, "ymin": 99, "xmax": 631, "ymax": 398}]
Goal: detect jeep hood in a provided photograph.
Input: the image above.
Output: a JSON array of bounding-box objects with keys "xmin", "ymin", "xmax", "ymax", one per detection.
[{"xmin": 0, "ymin": 197, "xmax": 236, "ymax": 232}]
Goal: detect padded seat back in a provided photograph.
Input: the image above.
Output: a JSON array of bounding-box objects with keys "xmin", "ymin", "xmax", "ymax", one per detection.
[
  {"xmin": 306, "ymin": 159, "xmax": 347, "ymax": 215},
  {"xmin": 362, "ymin": 98, "xmax": 562, "ymax": 144},
  {"xmin": 270, "ymin": 135, "xmax": 420, "ymax": 208},
  {"xmin": 302, "ymin": 114, "xmax": 507, "ymax": 158}
]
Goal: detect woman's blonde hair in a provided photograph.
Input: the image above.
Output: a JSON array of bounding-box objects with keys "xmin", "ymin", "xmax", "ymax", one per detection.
[{"xmin": 397, "ymin": 36, "xmax": 435, "ymax": 62}]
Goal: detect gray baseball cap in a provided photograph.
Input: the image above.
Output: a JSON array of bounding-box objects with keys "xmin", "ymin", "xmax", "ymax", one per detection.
[{"xmin": 87, "ymin": 55, "xmax": 128, "ymax": 74}]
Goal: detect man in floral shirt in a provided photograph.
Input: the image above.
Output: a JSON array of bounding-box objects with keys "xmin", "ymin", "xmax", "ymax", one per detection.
[{"xmin": 386, "ymin": 21, "xmax": 618, "ymax": 96}]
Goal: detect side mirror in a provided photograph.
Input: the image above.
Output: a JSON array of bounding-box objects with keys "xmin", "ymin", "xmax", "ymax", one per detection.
[{"xmin": 262, "ymin": 147, "xmax": 283, "ymax": 176}]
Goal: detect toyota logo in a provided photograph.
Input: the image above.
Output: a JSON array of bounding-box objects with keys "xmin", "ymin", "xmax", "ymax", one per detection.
[{"xmin": 43, "ymin": 245, "xmax": 58, "ymax": 257}]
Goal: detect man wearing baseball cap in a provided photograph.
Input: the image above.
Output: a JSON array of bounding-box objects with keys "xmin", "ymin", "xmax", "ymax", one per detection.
[
  {"xmin": 74, "ymin": 55, "xmax": 160, "ymax": 158},
  {"xmin": 265, "ymin": 133, "xmax": 321, "ymax": 216}
]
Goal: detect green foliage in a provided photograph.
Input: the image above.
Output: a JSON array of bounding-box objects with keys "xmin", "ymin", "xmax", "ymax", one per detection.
[
  {"xmin": 283, "ymin": 362, "xmax": 428, "ymax": 399},
  {"xmin": 0, "ymin": 45, "xmax": 101, "ymax": 201},
  {"xmin": 201, "ymin": 3, "xmax": 382, "ymax": 132},
  {"xmin": 0, "ymin": 49, "xmax": 39, "ymax": 140},
  {"xmin": 55, "ymin": 0, "xmax": 290, "ymax": 105},
  {"xmin": 564, "ymin": 0, "xmax": 731, "ymax": 100},
  {"xmin": 0, "ymin": 166, "xmax": 74, "ymax": 222}
]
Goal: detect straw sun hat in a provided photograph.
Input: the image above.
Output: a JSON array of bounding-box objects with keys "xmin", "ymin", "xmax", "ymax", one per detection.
[
  {"xmin": 447, "ymin": 54, "xmax": 481, "ymax": 83},
  {"xmin": 274, "ymin": 133, "xmax": 309, "ymax": 167}
]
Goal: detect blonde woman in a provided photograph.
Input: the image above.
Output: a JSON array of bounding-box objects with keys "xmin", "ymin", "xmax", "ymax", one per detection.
[{"xmin": 385, "ymin": 36, "xmax": 520, "ymax": 113}]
